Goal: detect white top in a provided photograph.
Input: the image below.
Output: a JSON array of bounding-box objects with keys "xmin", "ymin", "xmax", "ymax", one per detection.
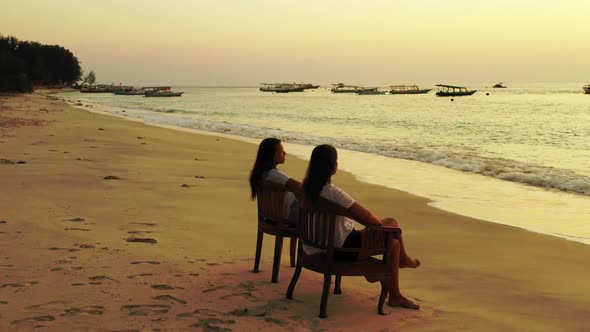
[
  {"xmin": 302, "ymin": 183, "xmax": 356, "ymax": 255},
  {"xmin": 262, "ymin": 168, "xmax": 295, "ymax": 217}
]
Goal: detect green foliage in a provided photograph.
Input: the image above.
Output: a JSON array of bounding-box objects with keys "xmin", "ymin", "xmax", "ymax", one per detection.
[
  {"xmin": 81, "ymin": 71, "xmax": 96, "ymax": 86},
  {"xmin": 0, "ymin": 35, "xmax": 81, "ymax": 92}
]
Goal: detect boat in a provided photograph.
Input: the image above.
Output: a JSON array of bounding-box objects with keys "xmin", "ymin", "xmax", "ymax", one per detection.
[
  {"xmin": 112, "ymin": 86, "xmax": 145, "ymax": 95},
  {"xmin": 435, "ymin": 84, "xmax": 477, "ymax": 97},
  {"xmin": 80, "ymin": 84, "xmax": 115, "ymax": 93},
  {"xmin": 492, "ymin": 82, "xmax": 507, "ymax": 88},
  {"xmin": 301, "ymin": 83, "xmax": 320, "ymax": 89},
  {"xmin": 357, "ymin": 88, "xmax": 386, "ymax": 95},
  {"xmin": 583, "ymin": 85, "xmax": 590, "ymax": 94},
  {"xmin": 144, "ymin": 86, "xmax": 183, "ymax": 97},
  {"xmin": 259, "ymin": 83, "xmax": 306, "ymax": 93},
  {"xmin": 389, "ymin": 85, "xmax": 432, "ymax": 94},
  {"xmin": 331, "ymin": 83, "xmax": 376, "ymax": 94}
]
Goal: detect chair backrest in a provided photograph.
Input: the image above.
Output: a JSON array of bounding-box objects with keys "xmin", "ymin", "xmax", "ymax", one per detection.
[
  {"xmin": 256, "ymin": 181, "xmax": 288, "ymax": 223},
  {"xmin": 299, "ymin": 198, "xmax": 393, "ymax": 258},
  {"xmin": 298, "ymin": 198, "xmax": 357, "ymax": 252}
]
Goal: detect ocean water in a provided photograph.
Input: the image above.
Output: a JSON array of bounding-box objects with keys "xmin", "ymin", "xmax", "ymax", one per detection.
[{"xmin": 58, "ymin": 84, "xmax": 590, "ymax": 245}]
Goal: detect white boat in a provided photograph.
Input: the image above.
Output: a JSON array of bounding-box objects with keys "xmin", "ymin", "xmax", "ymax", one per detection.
[
  {"xmin": 144, "ymin": 86, "xmax": 183, "ymax": 97},
  {"xmin": 331, "ymin": 83, "xmax": 377, "ymax": 94}
]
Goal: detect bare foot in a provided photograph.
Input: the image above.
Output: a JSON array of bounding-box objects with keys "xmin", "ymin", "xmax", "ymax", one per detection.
[
  {"xmin": 388, "ymin": 295, "xmax": 420, "ymax": 310},
  {"xmin": 400, "ymin": 257, "xmax": 421, "ymax": 268}
]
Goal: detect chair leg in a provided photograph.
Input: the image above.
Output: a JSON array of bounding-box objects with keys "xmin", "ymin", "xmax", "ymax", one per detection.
[
  {"xmin": 289, "ymin": 237, "xmax": 297, "ymax": 268},
  {"xmin": 334, "ymin": 275, "xmax": 342, "ymax": 294},
  {"xmin": 286, "ymin": 263, "xmax": 302, "ymax": 300},
  {"xmin": 378, "ymin": 282, "xmax": 389, "ymax": 315},
  {"xmin": 271, "ymin": 236, "xmax": 284, "ymax": 283},
  {"xmin": 253, "ymin": 231, "xmax": 263, "ymax": 273},
  {"xmin": 319, "ymin": 274, "xmax": 331, "ymax": 318}
]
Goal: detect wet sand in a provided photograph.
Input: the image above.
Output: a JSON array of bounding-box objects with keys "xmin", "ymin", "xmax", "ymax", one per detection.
[{"xmin": 1, "ymin": 92, "xmax": 589, "ymax": 331}]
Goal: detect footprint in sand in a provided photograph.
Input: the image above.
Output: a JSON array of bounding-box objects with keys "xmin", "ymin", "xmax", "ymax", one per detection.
[
  {"xmin": 48, "ymin": 247, "xmax": 81, "ymax": 252},
  {"xmin": 152, "ymin": 295, "xmax": 187, "ymax": 304},
  {"xmin": 130, "ymin": 222, "xmax": 157, "ymax": 227},
  {"xmin": 130, "ymin": 261, "xmax": 160, "ymax": 265},
  {"xmin": 127, "ymin": 273, "xmax": 153, "ymax": 279},
  {"xmin": 202, "ymin": 285, "xmax": 225, "ymax": 293},
  {"xmin": 64, "ymin": 227, "xmax": 91, "ymax": 231},
  {"xmin": 177, "ymin": 308, "xmax": 224, "ymax": 318},
  {"xmin": 121, "ymin": 304, "xmax": 170, "ymax": 316},
  {"xmin": 127, "ymin": 230, "xmax": 154, "ymax": 235},
  {"xmin": 89, "ymin": 276, "xmax": 118, "ymax": 282},
  {"xmin": 77, "ymin": 244, "xmax": 96, "ymax": 249},
  {"xmin": 151, "ymin": 284, "xmax": 182, "ymax": 291},
  {"xmin": 0, "ymin": 220, "xmax": 7, "ymax": 224},
  {"xmin": 220, "ymin": 292, "xmax": 254, "ymax": 300},
  {"xmin": 11, "ymin": 315, "xmax": 55, "ymax": 325},
  {"xmin": 0, "ymin": 301, "xmax": 7, "ymax": 304},
  {"xmin": 0, "ymin": 283, "xmax": 23, "ymax": 288},
  {"xmin": 126, "ymin": 237, "xmax": 157, "ymax": 244},
  {"xmin": 61, "ymin": 306, "xmax": 104, "ymax": 316},
  {"xmin": 25, "ymin": 301, "xmax": 67, "ymax": 312},
  {"xmin": 191, "ymin": 318, "xmax": 236, "ymax": 331}
]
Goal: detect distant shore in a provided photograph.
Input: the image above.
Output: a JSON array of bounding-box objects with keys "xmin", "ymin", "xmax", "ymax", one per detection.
[{"xmin": 1, "ymin": 91, "xmax": 589, "ymax": 331}]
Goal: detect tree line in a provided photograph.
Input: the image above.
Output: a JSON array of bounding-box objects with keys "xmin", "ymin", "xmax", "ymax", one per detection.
[{"xmin": 0, "ymin": 35, "xmax": 82, "ymax": 92}]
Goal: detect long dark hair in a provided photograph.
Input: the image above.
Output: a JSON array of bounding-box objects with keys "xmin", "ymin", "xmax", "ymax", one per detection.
[
  {"xmin": 249, "ymin": 138, "xmax": 282, "ymax": 200},
  {"xmin": 302, "ymin": 144, "xmax": 338, "ymax": 204}
]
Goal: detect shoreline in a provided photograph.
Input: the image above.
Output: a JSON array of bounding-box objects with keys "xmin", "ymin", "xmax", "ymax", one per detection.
[
  {"xmin": 2, "ymin": 92, "xmax": 590, "ymax": 331},
  {"xmin": 60, "ymin": 92, "xmax": 590, "ymax": 247}
]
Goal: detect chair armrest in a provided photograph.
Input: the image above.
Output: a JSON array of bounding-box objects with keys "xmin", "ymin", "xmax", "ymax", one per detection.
[{"xmin": 369, "ymin": 225, "xmax": 402, "ymax": 235}]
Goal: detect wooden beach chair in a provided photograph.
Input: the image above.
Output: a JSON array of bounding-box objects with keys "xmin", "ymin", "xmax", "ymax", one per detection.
[
  {"xmin": 253, "ymin": 182, "xmax": 299, "ymax": 283},
  {"xmin": 286, "ymin": 198, "xmax": 400, "ymax": 318}
]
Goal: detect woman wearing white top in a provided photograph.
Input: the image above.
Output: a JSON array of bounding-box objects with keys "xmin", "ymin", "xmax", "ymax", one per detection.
[
  {"xmin": 302, "ymin": 144, "xmax": 420, "ymax": 310},
  {"xmin": 249, "ymin": 138, "xmax": 302, "ymax": 219}
]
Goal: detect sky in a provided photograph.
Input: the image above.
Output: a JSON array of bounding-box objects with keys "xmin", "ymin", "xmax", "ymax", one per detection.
[{"xmin": 2, "ymin": 0, "xmax": 590, "ymax": 86}]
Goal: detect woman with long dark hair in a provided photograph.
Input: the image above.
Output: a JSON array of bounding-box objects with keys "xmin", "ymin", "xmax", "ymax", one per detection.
[
  {"xmin": 302, "ymin": 144, "xmax": 420, "ymax": 309},
  {"xmin": 249, "ymin": 138, "xmax": 301, "ymax": 217}
]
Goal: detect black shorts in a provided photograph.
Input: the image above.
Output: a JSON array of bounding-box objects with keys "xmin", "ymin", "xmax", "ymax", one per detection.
[{"xmin": 334, "ymin": 229, "xmax": 361, "ymax": 261}]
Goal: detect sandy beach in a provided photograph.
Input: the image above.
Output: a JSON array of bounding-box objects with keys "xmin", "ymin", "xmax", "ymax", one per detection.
[{"xmin": 1, "ymin": 92, "xmax": 590, "ymax": 331}]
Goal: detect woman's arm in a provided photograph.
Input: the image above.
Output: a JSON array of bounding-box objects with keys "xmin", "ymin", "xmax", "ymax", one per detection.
[
  {"xmin": 348, "ymin": 202, "xmax": 382, "ymax": 226},
  {"xmin": 348, "ymin": 203, "xmax": 400, "ymax": 229},
  {"xmin": 285, "ymin": 178, "xmax": 302, "ymax": 193}
]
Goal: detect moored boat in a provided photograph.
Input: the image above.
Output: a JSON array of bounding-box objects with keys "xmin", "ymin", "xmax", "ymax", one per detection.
[
  {"xmin": 259, "ymin": 83, "xmax": 306, "ymax": 93},
  {"xmin": 389, "ymin": 85, "xmax": 432, "ymax": 94},
  {"xmin": 113, "ymin": 86, "xmax": 145, "ymax": 95},
  {"xmin": 357, "ymin": 88, "xmax": 386, "ymax": 95},
  {"xmin": 144, "ymin": 86, "xmax": 183, "ymax": 97},
  {"xmin": 331, "ymin": 83, "xmax": 376, "ymax": 93},
  {"xmin": 435, "ymin": 84, "xmax": 477, "ymax": 97},
  {"xmin": 80, "ymin": 84, "xmax": 115, "ymax": 93},
  {"xmin": 583, "ymin": 85, "xmax": 590, "ymax": 94}
]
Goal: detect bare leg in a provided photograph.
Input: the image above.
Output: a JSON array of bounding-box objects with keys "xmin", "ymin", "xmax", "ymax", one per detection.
[
  {"xmin": 385, "ymin": 238, "xmax": 420, "ymax": 309},
  {"xmin": 398, "ymin": 235, "xmax": 420, "ymax": 269},
  {"xmin": 377, "ymin": 220, "xmax": 420, "ymax": 269}
]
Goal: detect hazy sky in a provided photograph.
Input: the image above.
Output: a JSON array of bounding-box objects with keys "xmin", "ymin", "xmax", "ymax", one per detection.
[{"xmin": 2, "ymin": 0, "xmax": 589, "ymax": 86}]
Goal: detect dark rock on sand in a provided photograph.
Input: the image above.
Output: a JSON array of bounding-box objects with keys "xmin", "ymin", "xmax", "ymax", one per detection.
[{"xmin": 104, "ymin": 175, "xmax": 120, "ymax": 180}]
